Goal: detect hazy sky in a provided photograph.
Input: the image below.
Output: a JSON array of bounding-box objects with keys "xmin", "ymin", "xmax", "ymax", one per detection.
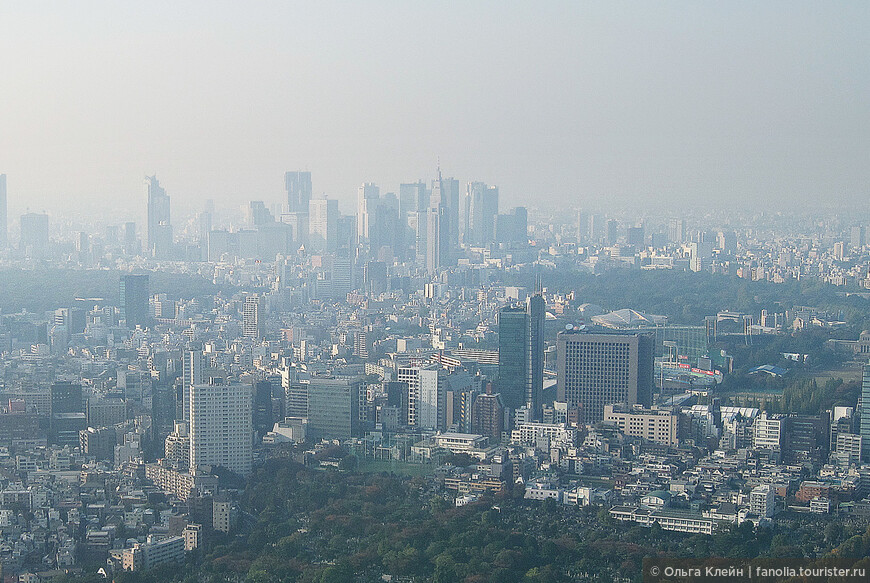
[{"xmin": 1, "ymin": 1, "xmax": 868, "ymax": 217}]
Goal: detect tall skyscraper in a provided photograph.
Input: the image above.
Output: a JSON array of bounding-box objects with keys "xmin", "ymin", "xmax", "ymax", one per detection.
[
  {"xmin": 498, "ymin": 307, "xmax": 527, "ymax": 411},
  {"xmin": 182, "ymin": 350, "xmax": 203, "ymax": 390},
  {"xmin": 463, "ymin": 182, "xmax": 499, "ymax": 246},
  {"xmin": 588, "ymin": 213, "xmax": 603, "ymax": 242},
  {"xmin": 717, "ymin": 230, "xmax": 737, "ymax": 255},
  {"xmin": 576, "ymin": 209, "xmax": 589, "ymax": 243},
  {"xmin": 439, "ymin": 175, "xmax": 460, "ymax": 247},
  {"xmin": 668, "ymin": 219, "xmax": 685, "ymax": 243},
  {"xmin": 356, "ymin": 182, "xmax": 380, "ymax": 249},
  {"xmin": 397, "ymin": 365, "xmax": 444, "ymax": 431},
  {"xmin": 426, "ymin": 205, "xmax": 447, "ymax": 274},
  {"xmin": 556, "ymin": 330, "xmax": 654, "ymax": 424},
  {"xmin": 0, "ymin": 174, "xmax": 7, "ymax": 248},
  {"xmin": 308, "ymin": 197, "xmax": 339, "ymax": 253},
  {"xmin": 627, "ymin": 225, "xmax": 645, "ymax": 247},
  {"xmin": 243, "ymin": 294, "xmax": 264, "ymax": 339},
  {"xmin": 426, "ymin": 168, "xmax": 451, "ymax": 274},
  {"xmin": 181, "ymin": 349, "xmax": 203, "ymax": 423},
  {"xmin": 495, "ymin": 207, "xmax": 527, "ymax": 246},
  {"xmin": 498, "ymin": 294, "xmax": 545, "ymax": 418},
  {"xmin": 120, "ymin": 274, "xmax": 150, "ymax": 329},
  {"xmin": 606, "ymin": 219, "xmax": 618, "ymax": 245},
  {"xmin": 145, "ymin": 176, "xmax": 172, "ymax": 259},
  {"xmin": 525, "ymin": 294, "xmax": 545, "ymax": 416},
  {"xmin": 253, "ymin": 380, "xmax": 275, "ymax": 438},
  {"xmin": 860, "ymin": 364, "xmax": 870, "ymax": 462},
  {"xmin": 851, "ymin": 225, "xmax": 866, "ymax": 250},
  {"xmin": 399, "ymin": 181, "xmax": 428, "ymax": 217},
  {"xmin": 20, "ymin": 212, "xmax": 49, "ymax": 259},
  {"xmin": 371, "ymin": 192, "xmax": 401, "ymax": 259},
  {"xmin": 189, "ymin": 382, "xmax": 253, "ymax": 476},
  {"xmin": 399, "ymin": 181, "xmax": 429, "ymax": 261},
  {"xmin": 411, "ymin": 210, "xmax": 428, "ymax": 266},
  {"xmin": 284, "ymin": 171, "xmax": 312, "ymax": 213},
  {"xmin": 246, "ymin": 201, "xmax": 274, "ymax": 226},
  {"xmin": 123, "ymin": 222, "xmax": 138, "ymax": 255}
]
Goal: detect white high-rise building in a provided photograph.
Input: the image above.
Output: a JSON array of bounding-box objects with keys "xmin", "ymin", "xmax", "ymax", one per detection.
[
  {"xmin": 357, "ymin": 183, "xmax": 380, "ymax": 245},
  {"xmin": 243, "ymin": 294, "xmax": 264, "ymax": 339},
  {"xmin": 183, "ymin": 349, "xmax": 203, "ymax": 384},
  {"xmin": 753, "ymin": 411, "xmax": 782, "ymax": 450},
  {"xmin": 189, "ymin": 383, "xmax": 253, "ymax": 477},
  {"xmin": 308, "ymin": 198, "xmax": 339, "ymax": 253},
  {"xmin": 397, "ymin": 366, "xmax": 444, "ymax": 430}
]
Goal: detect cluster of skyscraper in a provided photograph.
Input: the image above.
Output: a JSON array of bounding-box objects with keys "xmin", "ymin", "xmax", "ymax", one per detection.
[
  {"xmin": 0, "ymin": 171, "xmax": 524, "ymax": 267},
  {"xmin": 188, "ymin": 168, "xmax": 524, "ymax": 272}
]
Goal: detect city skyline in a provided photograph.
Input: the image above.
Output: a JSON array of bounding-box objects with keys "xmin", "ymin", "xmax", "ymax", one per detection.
[
  {"xmin": 1, "ymin": 3, "xmax": 868, "ymax": 214},
  {"xmin": 0, "ymin": 3, "xmax": 869, "ymax": 579}
]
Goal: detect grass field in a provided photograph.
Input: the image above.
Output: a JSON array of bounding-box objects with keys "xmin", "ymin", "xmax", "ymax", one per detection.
[{"xmin": 803, "ymin": 362, "xmax": 863, "ymax": 383}]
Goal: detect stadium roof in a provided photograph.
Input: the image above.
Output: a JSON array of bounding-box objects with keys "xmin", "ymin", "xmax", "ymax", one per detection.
[{"xmin": 591, "ymin": 308, "xmax": 668, "ymax": 329}]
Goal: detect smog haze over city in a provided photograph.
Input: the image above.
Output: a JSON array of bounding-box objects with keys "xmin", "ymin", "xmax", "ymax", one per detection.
[
  {"xmin": 1, "ymin": 1, "xmax": 868, "ymax": 216},
  {"xmin": 2, "ymin": 3, "xmax": 870, "ymax": 583}
]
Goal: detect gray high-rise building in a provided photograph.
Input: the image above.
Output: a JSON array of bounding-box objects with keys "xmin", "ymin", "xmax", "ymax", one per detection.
[
  {"xmin": 851, "ymin": 226, "xmax": 866, "ymax": 250},
  {"xmin": 576, "ymin": 210, "xmax": 589, "ymax": 243},
  {"xmin": 606, "ymin": 219, "xmax": 618, "ymax": 245},
  {"xmin": 495, "ymin": 207, "xmax": 527, "ymax": 246},
  {"xmin": 426, "ymin": 205, "xmax": 448, "ymax": 274},
  {"xmin": 123, "ymin": 222, "xmax": 138, "ymax": 255},
  {"xmin": 306, "ymin": 377, "xmax": 363, "ymax": 440},
  {"xmin": 668, "ymin": 219, "xmax": 685, "ymax": 243},
  {"xmin": 463, "ymin": 182, "xmax": 499, "ymax": 246},
  {"xmin": 588, "ymin": 213, "xmax": 603, "ymax": 242},
  {"xmin": 120, "ymin": 274, "xmax": 150, "ymax": 329},
  {"xmin": 370, "ymin": 192, "xmax": 401, "ymax": 258},
  {"xmin": 20, "ymin": 212, "xmax": 49, "ymax": 259},
  {"xmin": 498, "ymin": 307, "xmax": 527, "ymax": 411},
  {"xmin": 557, "ymin": 330, "xmax": 654, "ymax": 424},
  {"xmin": 860, "ymin": 364, "xmax": 870, "ymax": 461},
  {"xmin": 145, "ymin": 175, "xmax": 172, "ymax": 259},
  {"xmin": 399, "ymin": 181, "xmax": 428, "ymax": 217},
  {"xmin": 399, "ymin": 181, "xmax": 429, "ymax": 261},
  {"xmin": 0, "ymin": 174, "xmax": 6, "ymax": 248},
  {"xmin": 525, "ymin": 294, "xmax": 545, "ymax": 416},
  {"xmin": 498, "ymin": 294, "xmax": 545, "ymax": 418},
  {"xmin": 284, "ymin": 171, "xmax": 312, "ymax": 214},
  {"xmin": 439, "ymin": 176, "xmax": 460, "ymax": 248},
  {"xmin": 426, "ymin": 168, "xmax": 451, "ymax": 274}
]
